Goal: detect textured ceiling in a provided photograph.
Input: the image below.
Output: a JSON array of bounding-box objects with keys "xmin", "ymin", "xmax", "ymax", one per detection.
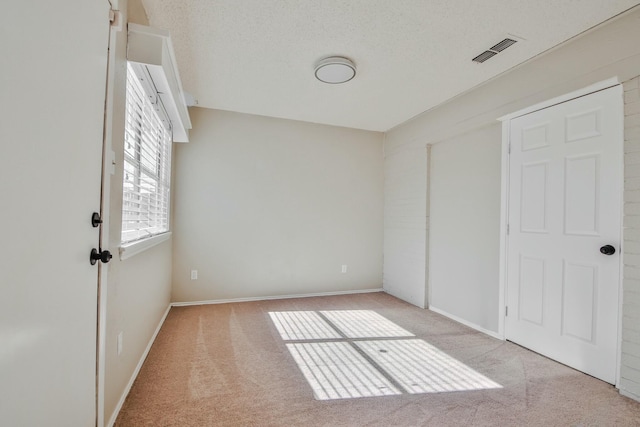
[{"xmin": 142, "ymin": 0, "xmax": 640, "ymax": 132}]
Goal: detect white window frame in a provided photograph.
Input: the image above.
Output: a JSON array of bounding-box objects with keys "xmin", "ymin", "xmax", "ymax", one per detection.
[{"xmin": 119, "ymin": 63, "xmax": 173, "ymax": 258}]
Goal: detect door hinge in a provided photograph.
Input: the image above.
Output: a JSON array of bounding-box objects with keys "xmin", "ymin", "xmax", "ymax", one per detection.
[
  {"xmin": 507, "ymin": 224, "xmax": 510, "ymax": 235},
  {"xmin": 505, "ymin": 306, "xmax": 508, "ymax": 317},
  {"xmin": 110, "ymin": 9, "xmax": 123, "ymax": 30},
  {"xmin": 508, "ymin": 142, "xmax": 511, "ymax": 154}
]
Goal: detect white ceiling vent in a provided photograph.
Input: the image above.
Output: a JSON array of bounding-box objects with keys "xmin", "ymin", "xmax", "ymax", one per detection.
[
  {"xmin": 472, "ymin": 37, "xmax": 518, "ymax": 63},
  {"xmin": 490, "ymin": 38, "xmax": 518, "ymax": 52},
  {"xmin": 472, "ymin": 50, "xmax": 498, "ymax": 63}
]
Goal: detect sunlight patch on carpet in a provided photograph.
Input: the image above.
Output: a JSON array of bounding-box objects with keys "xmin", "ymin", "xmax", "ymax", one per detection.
[
  {"xmin": 269, "ymin": 311, "xmax": 342, "ymax": 340},
  {"xmin": 319, "ymin": 310, "xmax": 414, "ymax": 338},
  {"xmin": 356, "ymin": 339, "xmax": 502, "ymax": 393},
  {"xmin": 286, "ymin": 342, "xmax": 401, "ymax": 400},
  {"xmin": 269, "ymin": 310, "xmax": 502, "ymax": 400}
]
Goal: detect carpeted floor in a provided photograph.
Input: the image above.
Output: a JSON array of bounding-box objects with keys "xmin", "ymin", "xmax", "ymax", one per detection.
[{"xmin": 115, "ymin": 292, "xmax": 640, "ymax": 426}]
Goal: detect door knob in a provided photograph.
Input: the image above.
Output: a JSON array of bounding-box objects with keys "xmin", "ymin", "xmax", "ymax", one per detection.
[
  {"xmin": 600, "ymin": 245, "xmax": 616, "ymax": 256},
  {"xmin": 91, "ymin": 212, "xmax": 103, "ymax": 228},
  {"xmin": 90, "ymin": 248, "xmax": 113, "ymax": 265}
]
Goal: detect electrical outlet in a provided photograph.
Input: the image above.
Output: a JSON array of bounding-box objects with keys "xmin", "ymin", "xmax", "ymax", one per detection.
[
  {"xmin": 117, "ymin": 332, "xmax": 123, "ymax": 356},
  {"xmin": 341, "ymin": 265, "xmax": 348, "ymax": 273},
  {"xmin": 191, "ymin": 269, "xmax": 198, "ymax": 280}
]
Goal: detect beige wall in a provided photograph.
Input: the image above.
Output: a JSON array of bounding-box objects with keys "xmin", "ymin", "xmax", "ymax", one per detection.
[
  {"xmin": 172, "ymin": 108, "xmax": 384, "ymax": 302},
  {"xmin": 622, "ymin": 76, "xmax": 640, "ymax": 400},
  {"xmin": 103, "ymin": 0, "xmax": 174, "ymax": 423},
  {"xmin": 384, "ymin": 8, "xmax": 640, "ymax": 398},
  {"xmin": 429, "ymin": 125, "xmax": 502, "ymax": 333},
  {"xmin": 383, "ymin": 145, "xmax": 428, "ymax": 307}
]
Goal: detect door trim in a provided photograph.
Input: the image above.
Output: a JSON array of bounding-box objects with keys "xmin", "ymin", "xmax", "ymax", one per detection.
[
  {"xmin": 498, "ymin": 77, "xmax": 619, "ymax": 122},
  {"xmin": 96, "ymin": 5, "xmax": 123, "ymax": 426},
  {"xmin": 497, "ymin": 80, "xmax": 624, "ymax": 386}
]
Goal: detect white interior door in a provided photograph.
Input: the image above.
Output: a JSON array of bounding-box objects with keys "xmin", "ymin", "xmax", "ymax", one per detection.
[
  {"xmin": 0, "ymin": 1, "xmax": 110, "ymax": 425},
  {"xmin": 506, "ymin": 86, "xmax": 623, "ymax": 384}
]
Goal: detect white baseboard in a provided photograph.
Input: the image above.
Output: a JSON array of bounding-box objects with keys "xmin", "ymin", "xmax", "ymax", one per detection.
[
  {"xmin": 429, "ymin": 306, "xmax": 504, "ymax": 340},
  {"xmin": 107, "ymin": 304, "xmax": 172, "ymax": 427},
  {"xmin": 619, "ymin": 386, "xmax": 640, "ymax": 402},
  {"xmin": 171, "ymin": 288, "xmax": 384, "ymax": 307}
]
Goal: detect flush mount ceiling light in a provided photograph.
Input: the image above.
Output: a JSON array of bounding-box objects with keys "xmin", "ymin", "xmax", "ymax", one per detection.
[{"xmin": 314, "ymin": 56, "xmax": 356, "ymax": 84}]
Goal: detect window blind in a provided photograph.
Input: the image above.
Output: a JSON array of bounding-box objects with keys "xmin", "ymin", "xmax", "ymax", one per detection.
[{"xmin": 121, "ymin": 63, "xmax": 173, "ymax": 244}]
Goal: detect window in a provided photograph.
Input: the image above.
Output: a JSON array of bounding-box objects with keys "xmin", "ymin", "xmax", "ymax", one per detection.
[{"xmin": 121, "ymin": 63, "xmax": 173, "ymax": 244}]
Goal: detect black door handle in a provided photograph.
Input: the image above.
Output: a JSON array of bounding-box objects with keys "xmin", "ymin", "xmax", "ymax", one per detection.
[
  {"xmin": 91, "ymin": 212, "xmax": 103, "ymax": 228},
  {"xmin": 90, "ymin": 248, "xmax": 113, "ymax": 265},
  {"xmin": 600, "ymin": 245, "xmax": 616, "ymax": 256}
]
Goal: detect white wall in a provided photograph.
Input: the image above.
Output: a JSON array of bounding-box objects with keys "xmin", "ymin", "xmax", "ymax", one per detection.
[
  {"xmin": 103, "ymin": 1, "xmax": 174, "ymax": 423},
  {"xmin": 383, "ymin": 8, "xmax": 640, "ymax": 399},
  {"xmin": 622, "ymin": 76, "xmax": 640, "ymax": 400},
  {"xmin": 172, "ymin": 108, "xmax": 384, "ymax": 302},
  {"xmin": 383, "ymin": 146, "xmax": 428, "ymax": 307},
  {"xmin": 429, "ymin": 125, "xmax": 501, "ymax": 333}
]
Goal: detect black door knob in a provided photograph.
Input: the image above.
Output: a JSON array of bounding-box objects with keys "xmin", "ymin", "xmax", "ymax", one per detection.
[
  {"xmin": 600, "ymin": 245, "xmax": 616, "ymax": 256},
  {"xmin": 90, "ymin": 248, "xmax": 113, "ymax": 265},
  {"xmin": 91, "ymin": 212, "xmax": 103, "ymax": 228}
]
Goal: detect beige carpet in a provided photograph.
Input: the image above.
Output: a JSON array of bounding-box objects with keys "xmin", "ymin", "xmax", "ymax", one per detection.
[{"xmin": 115, "ymin": 292, "xmax": 640, "ymax": 426}]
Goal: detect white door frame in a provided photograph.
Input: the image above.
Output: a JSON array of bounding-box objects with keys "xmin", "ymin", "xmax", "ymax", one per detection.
[
  {"xmin": 96, "ymin": 3, "xmax": 123, "ymax": 426},
  {"xmin": 497, "ymin": 77, "xmax": 624, "ymax": 385}
]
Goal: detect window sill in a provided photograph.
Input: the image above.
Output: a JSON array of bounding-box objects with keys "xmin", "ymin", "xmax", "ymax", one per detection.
[{"xmin": 119, "ymin": 232, "xmax": 172, "ymax": 261}]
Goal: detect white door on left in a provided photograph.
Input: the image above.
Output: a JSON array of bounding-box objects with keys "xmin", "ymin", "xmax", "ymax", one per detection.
[{"xmin": 0, "ymin": 1, "xmax": 110, "ymax": 426}]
